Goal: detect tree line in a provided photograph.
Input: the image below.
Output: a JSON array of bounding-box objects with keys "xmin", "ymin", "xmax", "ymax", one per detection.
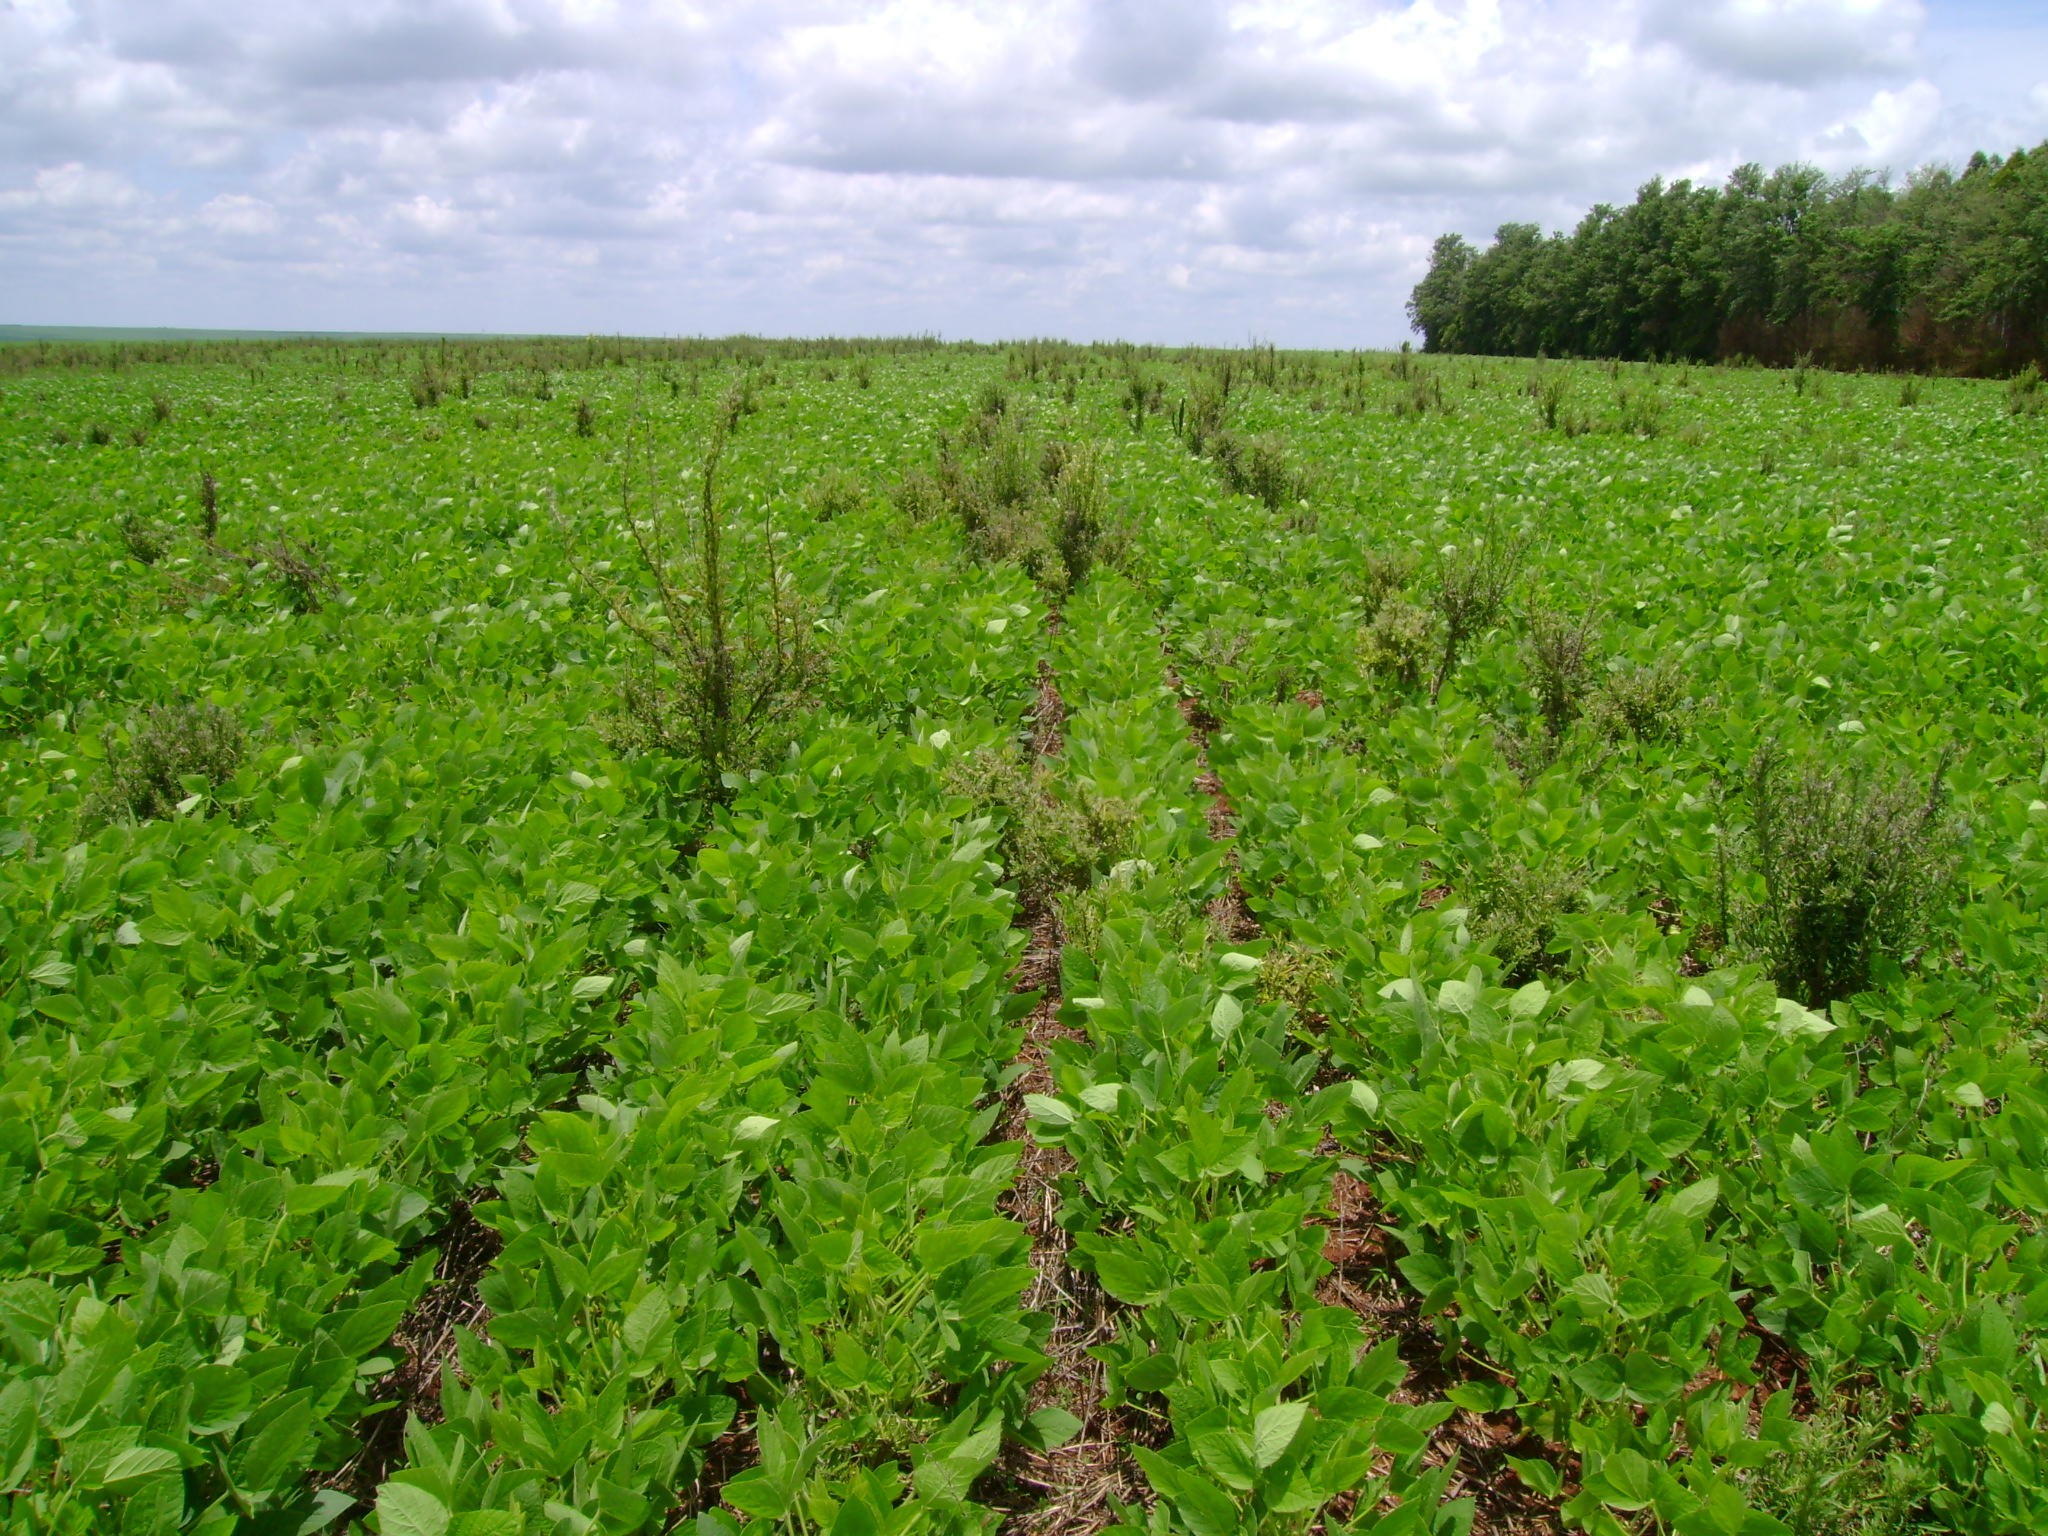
[{"xmin": 1407, "ymin": 144, "xmax": 2048, "ymax": 375}]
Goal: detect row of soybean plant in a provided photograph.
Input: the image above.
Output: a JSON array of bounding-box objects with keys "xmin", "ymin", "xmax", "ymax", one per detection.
[{"xmin": 1022, "ymin": 570, "xmax": 1471, "ymax": 1535}]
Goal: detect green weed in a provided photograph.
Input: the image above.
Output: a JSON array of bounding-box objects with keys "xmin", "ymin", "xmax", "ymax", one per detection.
[
  {"xmin": 945, "ymin": 749, "xmax": 1139, "ymax": 912},
  {"xmin": 95, "ymin": 701, "xmax": 245, "ymax": 822},
  {"xmin": 1731, "ymin": 741, "xmax": 1963, "ymax": 1006}
]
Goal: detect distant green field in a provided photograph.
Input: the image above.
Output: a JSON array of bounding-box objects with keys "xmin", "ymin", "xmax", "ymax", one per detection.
[
  {"xmin": 0, "ymin": 325, "xmax": 558, "ymax": 344},
  {"xmin": 2, "ymin": 340, "xmax": 2044, "ymax": 1535}
]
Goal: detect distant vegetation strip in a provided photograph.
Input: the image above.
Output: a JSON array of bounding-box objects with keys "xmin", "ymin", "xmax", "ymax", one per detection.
[
  {"xmin": 0, "ymin": 332, "xmax": 959, "ymax": 380},
  {"xmin": 0, "ymin": 325, "xmax": 548, "ymax": 344},
  {"xmin": 1409, "ymin": 141, "xmax": 2048, "ymax": 375},
  {"xmin": 0, "ymin": 326, "xmax": 964, "ymax": 347}
]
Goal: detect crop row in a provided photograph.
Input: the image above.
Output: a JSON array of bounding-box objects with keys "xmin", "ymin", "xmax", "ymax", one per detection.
[{"xmin": 1017, "ymin": 573, "xmax": 1472, "ymax": 1534}]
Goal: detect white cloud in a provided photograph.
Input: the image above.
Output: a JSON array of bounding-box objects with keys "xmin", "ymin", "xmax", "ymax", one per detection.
[
  {"xmin": 199, "ymin": 192, "xmax": 279, "ymax": 237},
  {"xmin": 0, "ymin": 161, "xmax": 143, "ymax": 213},
  {"xmin": 1810, "ymin": 78, "xmax": 1943, "ymax": 166},
  {"xmin": 0, "ymin": 0, "xmax": 2039, "ymax": 342},
  {"xmin": 394, "ymin": 194, "xmax": 466, "ymax": 238},
  {"xmin": 1078, "ymin": 0, "xmax": 1224, "ymax": 99},
  {"xmin": 1642, "ymin": 0, "xmax": 1924, "ymax": 85}
]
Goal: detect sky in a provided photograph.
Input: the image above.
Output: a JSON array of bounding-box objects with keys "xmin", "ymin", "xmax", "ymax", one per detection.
[{"xmin": 2, "ymin": 0, "xmax": 2045, "ymax": 346}]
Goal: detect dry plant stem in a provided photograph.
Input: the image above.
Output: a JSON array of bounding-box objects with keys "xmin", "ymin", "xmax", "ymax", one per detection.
[
  {"xmin": 620, "ymin": 435, "xmax": 732, "ymax": 758},
  {"xmin": 563, "ymin": 396, "xmax": 815, "ymax": 800}
]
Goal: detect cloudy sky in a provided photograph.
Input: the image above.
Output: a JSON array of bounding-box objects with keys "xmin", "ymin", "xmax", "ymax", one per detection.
[{"xmin": 2, "ymin": 0, "xmax": 2044, "ymax": 345}]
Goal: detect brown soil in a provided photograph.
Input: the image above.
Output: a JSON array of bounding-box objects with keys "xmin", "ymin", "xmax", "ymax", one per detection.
[
  {"xmin": 320, "ymin": 1195, "xmax": 502, "ymax": 1512},
  {"xmin": 672, "ymin": 1408, "xmax": 763, "ymax": 1525},
  {"xmin": 1030, "ymin": 657, "xmax": 1067, "ymax": 759}
]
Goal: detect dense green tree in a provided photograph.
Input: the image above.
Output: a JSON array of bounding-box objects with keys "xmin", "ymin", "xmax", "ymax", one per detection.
[
  {"xmin": 1410, "ymin": 142, "xmax": 2048, "ymax": 374},
  {"xmin": 1406, "ymin": 233, "xmax": 1476, "ymax": 352}
]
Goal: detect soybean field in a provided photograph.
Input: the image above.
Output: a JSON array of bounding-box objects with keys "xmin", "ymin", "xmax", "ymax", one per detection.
[{"xmin": 2, "ymin": 338, "xmax": 2046, "ymax": 1536}]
